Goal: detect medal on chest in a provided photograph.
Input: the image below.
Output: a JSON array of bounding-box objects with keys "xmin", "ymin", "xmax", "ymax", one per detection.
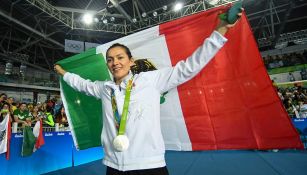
[{"xmin": 111, "ymin": 77, "xmax": 133, "ymax": 152}]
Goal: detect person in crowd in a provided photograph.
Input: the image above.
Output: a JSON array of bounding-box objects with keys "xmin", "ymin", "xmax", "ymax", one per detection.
[
  {"xmin": 13, "ymin": 102, "xmax": 32, "ymax": 127},
  {"xmin": 27, "ymin": 103, "xmax": 34, "ymax": 114},
  {"xmin": 0, "ymin": 93, "xmax": 7, "ymax": 107},
  {"xmin": 54, "ymin": 9, "xmax": 243, "ymax": 174},
  {"xmin": 53, "ymin": 98, "xmax": 62, "ymax": 115},
  {"xmin": 43, "ymin": 105, "xmax": 55, "ymax": 127},
  {"xmin": 30, "ymin": 105, "xmax": 41, "ymax": 123},
  {"xmin": 300, "ymin": 69, "xmax": 307, "ymax": 80},
  {"xmin": 0, "ymin": 102, "xmax": 12, "ymax": 122},
  {"xmin": 288, "ymin": 72, "xmax": 296, "ymax": 82},
  {"xmin": 41, "ymin": 102, "xmax": 47, "ymax": 113},
  {"xmin": 55, "ymin": 106, "xmax": 68, "ymax": 127},
  {"xmin": 6, "ymin": 97, "xmax": 17, "ymax": 114}
]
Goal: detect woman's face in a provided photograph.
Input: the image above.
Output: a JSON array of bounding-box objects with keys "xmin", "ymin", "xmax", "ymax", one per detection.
[
  {"xmin": 33, "ymin": 106, "xmax": 39, "ymax": 112},
  {"xmin": 2, "ymin": 104, "xmax": 9, "ymax": 110},
  {"xmin": 106, "ymin": 46, "xmax": 134, "ymax": 82},
  {"xmin": 61, "ymin": 107, "xmax": 65, "ymax": 113}
]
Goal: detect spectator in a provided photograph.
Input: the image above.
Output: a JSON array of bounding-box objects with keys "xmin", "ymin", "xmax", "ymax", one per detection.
[
  {"xmin": 13, "ymin": 102, "xmax": 32, "ymax": 127},
  {"xmin": 55, "ymin": 106, "xmax": 68, "ymax": 127},
  {"xmin": 30, "ymin": 105, "xmax": 41, "ymax": 123},
  {"xmin": 288, "ymin": 72, "xmax": 296, "ymax": 82},
  {"xmin": 0, "ymin": 102, "xmax": 12, "ymax": 122},
  {"xmin": 300, "ymin": 69, "xmax": 307, "ymax": 80},
  {"xmin": 0, "ymin": 93, "xmax": 7, "ymax": 107},
  {"xmin": 43, "ymin": 105, "xmax": 55, "ymax": 127},
  {"xmin": 6, "ymin": 97, "xmax": 17, "ymax": 114},
  {"xmin": 41, "ymin": 102, "xmax": 47, "ymax": 113},
  {"xmin": 299, "ymin": 103, "xmax": 307, "ymax": 118},
  {"xmin": 27, "ymin": 103, "xmax": 34, "ymax": 113}
]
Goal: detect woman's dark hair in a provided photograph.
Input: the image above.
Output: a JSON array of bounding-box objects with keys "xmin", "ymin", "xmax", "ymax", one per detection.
[
  {"xmin": 106, "ymin": 43, "xmax": 132, "ymax": 59},
  {"xmin": 1, "ymin": 102, "xmax": 9, "ymax": 110},
  {"xmin": 46, "ymin": 105, "xmax": 53, "ymax": 114}
]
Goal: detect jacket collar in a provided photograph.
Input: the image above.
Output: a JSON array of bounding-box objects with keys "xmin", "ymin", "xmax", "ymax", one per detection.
[{"xmin": 105, "ymin": 71, "xmax": 133, "ymax": 90}]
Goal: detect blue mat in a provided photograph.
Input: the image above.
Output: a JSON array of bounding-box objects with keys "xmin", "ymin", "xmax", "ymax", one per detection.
[{"xmin": 44, "ymin": 150, "xmax": 307, "ymax": 175}]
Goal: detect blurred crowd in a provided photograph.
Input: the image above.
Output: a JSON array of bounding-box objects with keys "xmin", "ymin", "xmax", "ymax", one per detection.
[
  {"xmin": 276, "ymin": 84, "xmax": 307, "ymax": 118},
  {"xmin": 0, "ymin": 92, "xmax": 68, "ymax": 128},
  {"xmin": 263, "ymin": 51, "xmax": 307, "ymax": 69}
]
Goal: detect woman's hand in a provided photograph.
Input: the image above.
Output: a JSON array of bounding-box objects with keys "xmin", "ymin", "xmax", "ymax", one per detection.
[
  {"xmin": 54, "ymin": 64, "xmax": 67, "ymax": 76},
  {"xmin": 215, "ymin": 8, "xmax": 244, "ymax": 36}
]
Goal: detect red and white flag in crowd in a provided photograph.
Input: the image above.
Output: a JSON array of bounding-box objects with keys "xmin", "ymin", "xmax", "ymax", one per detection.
[
  {"xmin": 0, "ymin": 114, "xmax": 11, "ymax": 159},
  {"xmin": 33, "ymin": 119, "xmax": 45, "ymax": 151}
]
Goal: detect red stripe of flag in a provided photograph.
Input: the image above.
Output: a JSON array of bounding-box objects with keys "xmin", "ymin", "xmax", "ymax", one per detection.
[
  {"xmin": 160, "ymin": 6, "xmax": 303, "ymax": 150},
  {"xmin": 35, "ymin": 119, "xmax": 45, "ymax": 149},
  {"xmin": 6, "ymin": 119, "xmax": 11, "ymax": 160}
]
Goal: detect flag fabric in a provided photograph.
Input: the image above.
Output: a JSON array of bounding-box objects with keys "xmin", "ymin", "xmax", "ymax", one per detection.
[
  {"xmin": 0, "ymin": 114, "xmax": 10, "ymax": 158},
  {"xmin": 57, "ymin": 48, "xmax": 109, "ymax": 150},
  {"xmin": 21, "ymin": 126, "xmax": 36, "ymax": 157},
  {"xmin": 6, "ymin": 118, "xmax": 11, "ymax": 160},
  {"xmin": 59, "ymin": 6, "xmax": 303, "ymax": 150},
  {"xmin": 21, "ymin": 121, "xmax": 44, "ymax": 157},
  {"xmin": 33, "ymin": 119, "xmax": 44, "ymax": 150}
]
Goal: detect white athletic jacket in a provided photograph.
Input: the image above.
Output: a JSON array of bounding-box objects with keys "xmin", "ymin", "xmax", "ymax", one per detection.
[{"xmin": 63, "ymin": 31, "xmax": 227, "ymax": 171}]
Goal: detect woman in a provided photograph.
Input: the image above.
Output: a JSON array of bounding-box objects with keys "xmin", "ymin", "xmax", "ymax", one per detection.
[
  {"xmin": 55, "ymin": 106, "xmax": 68, "ymax": 127},
  {"xmin": 55, "ymin": 13, "xmax": 241, "ymax": 175},
  {"xmin": 30, "ymin": 105, "xmax": 43, "ymax": 124},
  {"xmin": 0, "ymin": 102, "xmax": 12, "ymax": 123}
]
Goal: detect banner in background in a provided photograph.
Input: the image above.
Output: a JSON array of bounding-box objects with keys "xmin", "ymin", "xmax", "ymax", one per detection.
[
  {"xmin": 85, "ymin": 42, "xmax": 100, "ymax": 51},
  {"xmin": 65, "ymin": 39, "xmax": 84, "ymax": 53}
]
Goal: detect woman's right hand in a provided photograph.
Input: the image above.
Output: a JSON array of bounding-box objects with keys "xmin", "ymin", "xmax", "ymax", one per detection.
[{"xmin": 54, "ymin": 64, "xmax": 67, "ymax": 76}]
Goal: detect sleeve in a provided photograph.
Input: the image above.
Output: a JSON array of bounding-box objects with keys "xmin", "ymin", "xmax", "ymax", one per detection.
[
  {"xmin": 149, "ymin": 31, "xmax": 228, "ymax": 93},
  {"xmin": 63, "ymin": 72, "xmax": 103, "ymax": 99},
  {"xmin": 44, "ymin": 114, "xmax": 55, "ymax": 127}
]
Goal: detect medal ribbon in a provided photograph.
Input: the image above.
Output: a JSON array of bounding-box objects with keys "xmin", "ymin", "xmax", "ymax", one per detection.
[{"xmin": 111, "ymin": 77, "xmax": 133, "ymax": 135}]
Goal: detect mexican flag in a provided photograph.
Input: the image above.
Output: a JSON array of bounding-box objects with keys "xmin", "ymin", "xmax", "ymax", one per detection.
[
  {"xmin": 21, "ymin": 120, "xmax": 44, "ymax": 157},
  {"xmin": 33, "ymin": 119, "xmax": 45, "ymax": 150},
  {"xmin": 58, "ymin": 6, "xmax": 303, "ymax": 150},
  {"xmin": 0, "ymin": 114, "xmax": 11, "ymax": 159}
]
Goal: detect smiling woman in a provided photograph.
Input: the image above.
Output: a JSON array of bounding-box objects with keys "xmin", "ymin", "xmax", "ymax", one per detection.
[
  {"xmin": 54, "ymin": 12, "xmax": 241, "ymax": 175},
  {"xmin": 105, "ymin": 43, "xmax": 135, "ymax": 85}
]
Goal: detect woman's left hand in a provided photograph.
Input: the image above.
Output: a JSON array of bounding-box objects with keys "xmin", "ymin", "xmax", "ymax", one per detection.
[{"xmin": 215, "ymin": 8, "xmax": 244, "ymax": 36}]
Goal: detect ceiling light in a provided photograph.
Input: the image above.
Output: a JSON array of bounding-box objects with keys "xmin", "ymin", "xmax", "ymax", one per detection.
[
  {"xmin": 162, "ymin": 5, "xmax": 168, "ymax": 11},
  {"xmin": 82, "ymin": 13, "xmax": 93, "ymax": 25},
  {"xmin": 132, "ymin": 18, "xmax": 137, "ymax": 23},
  {"xmin": 103, "ymin": 19, "xmax": 108, "ymax": 24},
  {"xmin": 153, "ymin": 11, "xmax": 158, "ymax": 17},
  {"xmin": 94, "ymin": 17, "xmax": 99, "ymax": 23},
  {"xmin": 110, "ymin": 17, "xmax": 115, "ymax": 22},
  {"xmin": 142, "ymin": 12, "xmax": 147, "ymax": 18},
  {"xmin": 174, "ymin": 3, "xmax": 183, "ymax": 11}
]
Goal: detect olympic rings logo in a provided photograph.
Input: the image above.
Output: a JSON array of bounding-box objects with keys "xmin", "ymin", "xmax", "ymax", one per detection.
[{"xmin": 67, "ymin": 43, "xmax": 82, "ymax": 50}]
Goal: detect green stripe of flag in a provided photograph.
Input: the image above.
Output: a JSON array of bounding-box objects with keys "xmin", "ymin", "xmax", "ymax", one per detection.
[{"xmin": 56, "ymin": 48, "xmax": 111, "ymax": 150}]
